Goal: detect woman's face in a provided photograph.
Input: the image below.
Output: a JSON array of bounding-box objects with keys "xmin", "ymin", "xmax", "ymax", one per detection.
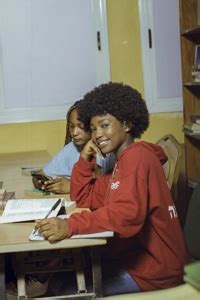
[
  {"xmin": 68, "ymin": 109, "xmax": 91, "ymax": 146},
  {"xmin": 90, "ymin": 113, "xmax": 131, "ymax": 158}
]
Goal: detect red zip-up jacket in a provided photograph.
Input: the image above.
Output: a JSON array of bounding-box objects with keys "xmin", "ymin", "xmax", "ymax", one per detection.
[{"xmin": 68, "ymin": 142, "xmax": 187, "ymax": 291}]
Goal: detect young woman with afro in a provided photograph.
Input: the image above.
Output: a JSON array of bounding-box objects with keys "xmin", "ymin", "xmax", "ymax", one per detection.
[{"xmin": 35, "ymin": 82, "xmax": 187, "ymax": 296}]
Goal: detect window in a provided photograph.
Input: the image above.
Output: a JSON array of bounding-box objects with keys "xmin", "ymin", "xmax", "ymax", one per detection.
[
  {"xmin": 0, "ymin": 0, "xmax": 110, "ymax": 123},
  {"xmin": 138, "ymin": 0, "xmax": 183, "ymax": 113}
]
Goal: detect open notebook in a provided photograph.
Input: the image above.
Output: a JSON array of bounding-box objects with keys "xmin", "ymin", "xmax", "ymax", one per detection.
[{"xmin": 0, "ymin": 198, "xmax": 75, "ymax": 224}]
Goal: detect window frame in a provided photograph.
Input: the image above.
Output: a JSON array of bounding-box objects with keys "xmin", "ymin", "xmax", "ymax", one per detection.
[{"xmin": 138, "ymin": 0, "xmax": 183, "ymax": 113}]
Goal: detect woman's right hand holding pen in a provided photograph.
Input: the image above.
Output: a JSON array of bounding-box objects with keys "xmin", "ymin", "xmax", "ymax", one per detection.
[{"xmin": 35, "ymin": 217, "xmax": 69, "ymax": 243}]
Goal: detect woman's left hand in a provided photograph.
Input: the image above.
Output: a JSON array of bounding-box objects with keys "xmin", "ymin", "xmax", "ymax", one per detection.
[{"xmin": 42, "ymin": 177, "xmax": 71, "ymax": 194}]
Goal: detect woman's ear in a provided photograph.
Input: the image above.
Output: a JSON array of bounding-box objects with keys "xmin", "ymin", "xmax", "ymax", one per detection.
[{"xmin": 123, "ymin": 121, "xmax": 132, "ymax": 133}]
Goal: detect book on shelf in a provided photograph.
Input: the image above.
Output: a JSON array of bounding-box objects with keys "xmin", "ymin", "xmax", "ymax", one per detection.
[
  {"xmin": 192, "ymin": 70, "xmax": 200, "ymax": 75},
  {"xmin": 183, "ymin": 128, "xmax": 200, "ymax": 135},
  {"xmin": 184, "ymin": 123, "xmax": 200, "ymax": 132},
  {"xmin": 190, "ymin": 115, "xmax": 200, "ymax": 125},
  {"xmin": 0, "ymin": 198, "xmax": 76, "ymax": 224},
  {"xmin": 192, "ymin": 70, "xmax": 200, "ymax": 81},
  {"xmin": 193, "ymin": 77, "xmax": 200, "ymax": 83}
]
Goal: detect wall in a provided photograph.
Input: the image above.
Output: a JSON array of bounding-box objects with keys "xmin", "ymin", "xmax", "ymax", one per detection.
[
  {"xmin": 0, "ymin": 0, "xmax": 184, "ymax": 156},
  {"xmin": 0, "ymin": 120, "xmax": 66, "ymax": 155}
]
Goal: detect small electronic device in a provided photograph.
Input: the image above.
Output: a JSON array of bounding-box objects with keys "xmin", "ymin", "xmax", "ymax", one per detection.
[{"xmin": 31, "ymin": 171, "xmax": 52, "ymax": 184}]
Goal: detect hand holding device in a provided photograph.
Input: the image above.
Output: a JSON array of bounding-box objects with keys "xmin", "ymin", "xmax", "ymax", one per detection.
[{"xmin": 31, "ymin": 171, "xmax": 52, "ymax": 184}]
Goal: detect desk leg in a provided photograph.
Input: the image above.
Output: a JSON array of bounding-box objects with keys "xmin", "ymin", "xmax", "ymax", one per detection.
[
  {"xmin": 16, "ymin": 253, "xmax": 26, "ymax": 298},
  {"xmin": 73, "ymin": 249, "xmax": 87, "ymax": 293},
  {"xmin": 0, "ymin": 254, "xmax": 6, "ymax": 300},
  {"xmin": 91, "ymin": 247, "xmax": 103, "ymax": 297}
]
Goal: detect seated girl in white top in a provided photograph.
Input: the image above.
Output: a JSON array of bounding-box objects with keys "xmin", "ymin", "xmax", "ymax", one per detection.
[{"xmin": 32, "ymin": 100, "xmax": 115, "ymax": 194}]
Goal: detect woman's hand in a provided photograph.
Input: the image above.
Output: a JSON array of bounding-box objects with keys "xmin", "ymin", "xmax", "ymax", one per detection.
[
  {"xmin": 43, "ymin": 177, "xmax": 71, "ymax": 194},
  {"xmin": 32, "ymin": 170, "xmax": 46, "ymax": 189},
  {"xmin": 81, "ymin": 139, "xmax": 104, "ymax": 161},
  {"xmin": 32, "ymin": 175, "xmax": 42, "ymax": 189},
  {"xmin": 35, "ymin": 217, "xmax": 69, "ymax": 243}
]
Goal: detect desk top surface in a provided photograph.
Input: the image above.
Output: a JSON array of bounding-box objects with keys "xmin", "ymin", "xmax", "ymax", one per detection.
[
  {"xmin": 1, "ymin": 150, "xmax": 71, "ymax": 199},
  {"xmin": 1, "ymin": 150, "xmax": 51, "ymax": 198},
  {"xmin": 0, "ymin": 222, "xmax": 107, "ymax": 253}
]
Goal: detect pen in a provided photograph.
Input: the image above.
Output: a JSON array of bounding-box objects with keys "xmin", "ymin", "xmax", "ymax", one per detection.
[
  {"xmin": 32, "ymin": 198, "xmax": 62, "ymax": 236},
  {"xmin": 44, "ymin": 198, "xmax": 62, "ymax": 219}
]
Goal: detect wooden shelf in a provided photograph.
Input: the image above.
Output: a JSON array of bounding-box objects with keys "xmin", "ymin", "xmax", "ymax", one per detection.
[
  {"xmin": 188, "ymin": 178, "xmax": 200, "ymax": 188},
  {"xmin": 182, "ymin": 26, "xmax": 200, "ymax": 43},
  {"xmin": 184, "ymin": 132, "xmax": 200, "ymax": 140},
  {"xmin": 184, "ymin": 82, "xmax": 200, "ymax": 86},
  {"xmin": 179, "ymin": 0, "xmax": 200, "ymax": 218},
  {"xmin": 184, "ymin": 82, "xmax": 200, "ymax": 96}
]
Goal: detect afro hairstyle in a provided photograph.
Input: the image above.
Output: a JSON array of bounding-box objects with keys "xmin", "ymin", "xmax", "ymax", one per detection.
[{"xmin": 77, "ymin": 82, "xmax": 149, "ymax": 139}]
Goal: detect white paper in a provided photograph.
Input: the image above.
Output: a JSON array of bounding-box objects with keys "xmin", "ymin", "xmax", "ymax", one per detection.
[
  {"xmin": 29, "ymin": 229, "xmax": 45, "ymax": 241},
  {"xmin": 29, "ymin": 220, "xmax": 114, "ymax": 241},
  {"xmin": 29, "ymin": 231, "xmax": 114, "ymax": 241},
  {"xmin": 0, "ymin": 198, "xmax": 76, "ymax": 223},
  {"xmin": 70, "ymin": 231, "xmax": 114, "ymax": 239}
]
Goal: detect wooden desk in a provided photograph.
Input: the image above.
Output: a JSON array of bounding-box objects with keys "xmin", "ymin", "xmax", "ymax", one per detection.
[
  {"xmin": 0, "ymin": 151, "xmax": 105, "ymax": 299},
  {"xmin": 0, "ymin": 151, "xmax": 51, "ymax": 198},
  {"xmin": 0, "ymin": 222, "xmax": 107, "ymax": 299}
]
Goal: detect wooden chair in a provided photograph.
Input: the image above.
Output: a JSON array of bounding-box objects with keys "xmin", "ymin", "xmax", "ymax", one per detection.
[
  {"xmin": 156, "ymin": 134, "xmax": 183, "ymax": 195},
  {"xmin": 156, "ymin": 134, "xmax": 187, "ymax": 227}
]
